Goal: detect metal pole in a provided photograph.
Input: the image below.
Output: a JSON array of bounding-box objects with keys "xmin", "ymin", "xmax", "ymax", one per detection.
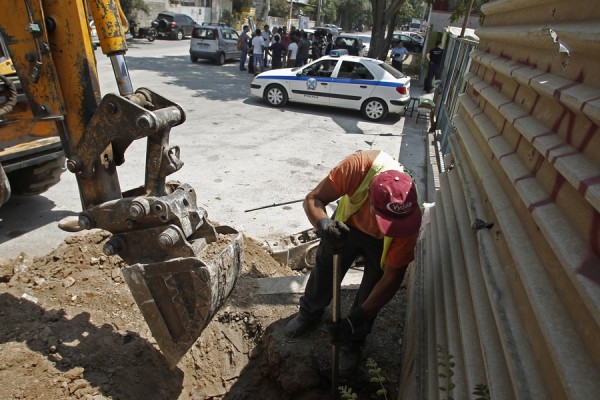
[
  {"xmin": 288, "ymin": 0, "xmax": 293, "ymax": 31},
  {"xmin": 460, "ymin": 0, "xmax": 476, "ymax": 38},
  {"xmin": 331, "ymin": 253, "xmax": 341, "ymax": 398}
]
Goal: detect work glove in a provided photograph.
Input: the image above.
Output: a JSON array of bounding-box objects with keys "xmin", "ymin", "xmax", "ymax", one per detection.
[
  {"xmin": 316, "ymin": 218, "xmax": 350, "ymax": 253},
  {"xmin": 326, "ymin": 307, "xmax": 369, "ymax": 345}
]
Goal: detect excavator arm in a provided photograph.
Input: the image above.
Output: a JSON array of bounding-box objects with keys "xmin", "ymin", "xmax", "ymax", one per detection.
[{"xmin": 0, "ymin": 0, "xmax": 243, "ymax": 367}]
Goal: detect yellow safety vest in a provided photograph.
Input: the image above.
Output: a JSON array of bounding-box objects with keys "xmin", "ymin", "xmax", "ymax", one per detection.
[{"xmin": 333, "ymin": 152, "xmax": 404, "ymax": 269}]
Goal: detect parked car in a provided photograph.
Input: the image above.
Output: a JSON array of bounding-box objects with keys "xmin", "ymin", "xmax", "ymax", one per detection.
[
  {"xmin": 321, "ymin": 24, "xmax": 342, "ymax": 35},
  {"xmin": 345, "ymin": 33, "xmax": 372, "ymax": 56},
  {"xmin": 402, "ymin": 31, "xmax": 425, "ymax": 45},
  {"xmin": 89, "ymin": 20, "xmax": 131, "ymax": 49},
  {"xmin": 152, "ymin": 12, "xmax": 196, "ymax": 40},
  {"xmin": 250, "ymin": 54, "xmax": 411, "ymax": 121},
  {"xmin": 333, "ymin": 35, "xmax": 364, "ymax": 56},
  {"xmin": 391, "ymin": 33, "xmax": 423, "ymax": 53},
  {"xmin": 189, "ymin": 24, "xmax": 241, "ymax": 65},
  {"xmin": 313, "ymin": 26, "xmax": 340, "ymax": 38}
]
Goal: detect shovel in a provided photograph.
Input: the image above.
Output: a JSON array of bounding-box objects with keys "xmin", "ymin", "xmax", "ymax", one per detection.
[{"xmin": 331, "ymin": 252, "xmax": 341, "ymax": 398}]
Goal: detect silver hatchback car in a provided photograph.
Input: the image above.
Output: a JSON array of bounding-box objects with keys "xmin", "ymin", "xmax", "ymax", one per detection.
[{"xmin": 189, "ymin": 24, "xmax": 242, "ymax": 65}]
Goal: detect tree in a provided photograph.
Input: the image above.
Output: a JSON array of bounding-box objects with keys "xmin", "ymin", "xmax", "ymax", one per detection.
[
  {"xmin": 270, "ymin": 0, "xmax": 291, "ymax": 18},
  {"xmin": 369, "ymin": 0, "xmax": 405, "ymax": 60},
  {"xmin": 119, "ymin": 0, "xmax": 149, "ymax": 19}
]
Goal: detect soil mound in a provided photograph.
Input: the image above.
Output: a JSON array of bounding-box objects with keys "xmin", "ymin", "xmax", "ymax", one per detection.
[{"xmin": 0, "ymin": 230, "xmax": 404, "ymax": 399}]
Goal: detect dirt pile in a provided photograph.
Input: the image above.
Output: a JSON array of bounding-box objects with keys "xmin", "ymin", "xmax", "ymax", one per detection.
[{"xmin": 0, "ymin": 230, "xmax": 405, "ymax": 399}]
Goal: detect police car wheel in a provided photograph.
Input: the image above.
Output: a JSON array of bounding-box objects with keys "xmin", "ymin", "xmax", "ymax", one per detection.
[
  {"xmin": 362, "ymin": 98, "xmax": 388, "ymax": 121},
  {"xmin": 264, "ymin": 84, "xmax": 288, "ymax": 107}
]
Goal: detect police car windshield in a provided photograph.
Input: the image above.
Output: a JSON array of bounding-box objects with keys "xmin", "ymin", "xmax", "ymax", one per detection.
[{"xmin": 380, "ymin": 62, "xmax": 405, "ymax": 79}]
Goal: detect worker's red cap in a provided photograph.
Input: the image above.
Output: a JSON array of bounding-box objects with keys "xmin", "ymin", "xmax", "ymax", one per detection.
[{"xmin": 369, "ymin": 170, "xmax": 421, "ymax": 237}]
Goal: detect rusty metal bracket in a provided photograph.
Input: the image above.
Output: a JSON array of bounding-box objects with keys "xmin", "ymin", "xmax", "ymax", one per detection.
[{"xmin": 69, "ymin": 88, "xmax": 185, "ymax": 180}]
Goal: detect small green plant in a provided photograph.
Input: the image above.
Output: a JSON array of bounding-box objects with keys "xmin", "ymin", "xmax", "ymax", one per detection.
[
  {"xmin": 366, "ymin": 358, "xmax": 388, "ymax": 399},
  {"xmin": 473, "ymin": 383, "xmax": 491, "ymax": 400},
  {"xmin": 437, "ymin": 344, "xmax": 456, "ymax": 400},
  {"xmin": 339, "ymin": 385, "xmax": 358, "ymax": 400},
  {"xmin": 337, "ymin": 358, "xmax": 388, "ymax": 399}
]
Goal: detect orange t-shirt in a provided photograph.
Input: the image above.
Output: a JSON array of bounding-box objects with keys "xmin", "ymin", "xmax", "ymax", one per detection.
[{"xmin": 328, "ymin": 150, "xmax": 418, "ymax": 269}]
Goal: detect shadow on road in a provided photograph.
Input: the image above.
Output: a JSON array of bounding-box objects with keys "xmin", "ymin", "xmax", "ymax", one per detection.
[
  {"xmin": 0, "ymin": 293, "xmax": 183, "ymax": 399},
  {"xmin": 0, "ymin": 195, "xmax": 76, "ymax": 246}
]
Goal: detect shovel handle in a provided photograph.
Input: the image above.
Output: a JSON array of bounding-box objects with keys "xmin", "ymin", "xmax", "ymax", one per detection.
[{"xmin": 331, "ymin": 253, "xmax": 341, "ymax": 398}]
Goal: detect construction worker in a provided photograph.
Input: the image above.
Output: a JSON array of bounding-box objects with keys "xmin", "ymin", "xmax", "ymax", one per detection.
[{"xmin": 285, "ymin": 150, "xmax": 422, "ymax": 377}]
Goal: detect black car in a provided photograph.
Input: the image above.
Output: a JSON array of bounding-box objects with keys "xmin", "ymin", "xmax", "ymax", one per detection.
[
  {"xmin": 391, "ymin": 33, "xmax": 423, "ymax": 53},
  {"xmin": 152, "ymin": 12, "xmax": 196, "ymax": 40},
  {"xmin": 333, "ymin": 35, "xmax": 364, "ymax": 56}
]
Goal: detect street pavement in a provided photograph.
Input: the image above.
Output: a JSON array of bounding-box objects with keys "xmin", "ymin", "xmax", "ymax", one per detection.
[{"xmin": 0, "ymin": 38, "xmax": 432, "ymax": 262}]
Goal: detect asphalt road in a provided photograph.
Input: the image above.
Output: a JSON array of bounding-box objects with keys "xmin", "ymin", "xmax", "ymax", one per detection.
[{"xmin": 0, "ymin": 38, "xmax": 430, "ymax": 262}]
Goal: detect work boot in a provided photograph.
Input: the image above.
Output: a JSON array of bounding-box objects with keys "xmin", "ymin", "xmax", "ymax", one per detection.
[
  {"xmin": 339, "ymin": 345, "xmax": 361, "ymax": 379},
  {"xmin": 284, "ymin": 311, "xmax": 320, "ymax": 338}
]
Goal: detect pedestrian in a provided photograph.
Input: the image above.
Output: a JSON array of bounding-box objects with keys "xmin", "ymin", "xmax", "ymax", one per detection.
[
  {"xmin": 251, "ymin": 28, "xmax": 265, "ymax": 75},
  {"xmin": 239, "ymin": 25, "xmax": 250, "ymax": 71},
  {"xmin": 390, "ymin": 41, "xmax": 409, "ymax": 73},
  {"xmin": 310, "ymin": 41, "xmax": 322, "ymax": 61},
  {"xmin": 287, "ymin": 34, "xmax": 298, "ymax": 68},
  {"xmin": 284, "ymin": 150, "xmax": 422, "ymax": 378},
  {"xmin": 280, "ymin": 27, "xmax": 290, "ymax": 65},
  {"xmin": 296, "ymin": 31, "xmax": 311, "ymax": 67},
  {"xmin": 262, "ymin": 24, "xmax": 271, "ymax": 68},
  {"xmin": 424, "ymin": 40, "xmax": 444, "ymax": 93},
  {"xmin": 323, "ymin": 33, "xmax": 334, "ymax": 56},
  {"xmin": 269, "ymin": 35, "xmax": 285, "ymax": 69}
]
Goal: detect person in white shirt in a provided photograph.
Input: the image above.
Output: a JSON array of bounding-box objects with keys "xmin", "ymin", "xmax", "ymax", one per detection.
[
  {"xmin": 287, "ymin": 34, "xmax": 299, "ymax": 68},
  {"xmin": 261, "ymin": 25, "xmax": 272, "ymax": 68},
  {"xmin": 251, "ymin": 29, "xmax": 265, "ymax": 75}
]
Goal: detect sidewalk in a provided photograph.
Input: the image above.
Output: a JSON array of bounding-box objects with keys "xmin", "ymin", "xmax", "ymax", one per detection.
[{"xmin": 397, "ymin": 79, "xmax": 436, "ymax": 204}]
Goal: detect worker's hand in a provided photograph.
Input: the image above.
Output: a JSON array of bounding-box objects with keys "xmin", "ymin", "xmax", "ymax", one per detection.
[
  {"xmin": 326, "ymin": 307, "xmax": 368, "ymax": 345},
  {"xmin": 316, "ymin": 218, "xmax": 349, "ymax": 253}
]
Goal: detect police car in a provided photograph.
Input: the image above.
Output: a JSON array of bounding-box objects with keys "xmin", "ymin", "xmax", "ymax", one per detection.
[{"xmin": 250, "ymin": 51, "xmax": 411, "ymax": 121}]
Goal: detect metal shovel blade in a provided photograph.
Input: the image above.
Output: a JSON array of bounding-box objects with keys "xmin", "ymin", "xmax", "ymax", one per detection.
[{"xmin": 122, "ymin": 230, "xmax": 243, "ymax": 367}]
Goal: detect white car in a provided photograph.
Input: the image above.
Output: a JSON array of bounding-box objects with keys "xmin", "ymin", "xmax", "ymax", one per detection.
[{"xmin": 250, "ymin": 54, "xmax": 410, "ymax": 121}]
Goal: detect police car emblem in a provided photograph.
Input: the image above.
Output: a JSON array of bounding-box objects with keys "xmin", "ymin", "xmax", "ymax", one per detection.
[{"xmin": 306, "ymin": 78, "xmax": 317, "ymax": 90}]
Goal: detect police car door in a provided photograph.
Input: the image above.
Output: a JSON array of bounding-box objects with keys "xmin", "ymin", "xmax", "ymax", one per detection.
[
  {"xmin": 287, "ymin": 59, "xmax": 337, "ymax": 105},
  {"xmin": 329, "ymin": 60, "xmax": 375, "ymax": 110}
]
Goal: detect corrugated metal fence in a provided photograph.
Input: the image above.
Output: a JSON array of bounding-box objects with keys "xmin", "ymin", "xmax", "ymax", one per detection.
[{"xmin": 400, "ymin": 1, "xmax": 600, "ymax": 399}]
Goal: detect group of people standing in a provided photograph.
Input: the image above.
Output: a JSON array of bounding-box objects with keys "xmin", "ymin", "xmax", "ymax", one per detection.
[
  {"xmin": 240, "ymin": 24, "xmax": 444, "ymax": 92},
  {"xmin": 239, "ymin": 24, "xmax": 334, "ymax": 75}
]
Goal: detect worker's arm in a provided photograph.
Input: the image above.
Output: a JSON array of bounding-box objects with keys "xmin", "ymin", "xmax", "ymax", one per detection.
[
  {"xmin": 303, "ymin": 176, "xmax": 340, "ymax": 227},
  {"xmin": 360, "ymin": 265, "xmax": 407, "ymax": 319}
]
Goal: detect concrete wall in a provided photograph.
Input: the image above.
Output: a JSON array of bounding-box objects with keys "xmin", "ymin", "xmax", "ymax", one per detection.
[
  {"xmin": 400, "ymin": 0, "xmax": 600, "ymax": 398},
  {"xmin": 428, "ymin": 10, "xmax": 480, "ymax": 33},
  {"xmin": 132, "ymin": 1, "xmax": 232, "ymax": 27}
]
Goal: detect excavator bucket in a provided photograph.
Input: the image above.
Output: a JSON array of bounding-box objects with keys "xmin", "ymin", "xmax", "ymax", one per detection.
[
  {"xmin": 79, "ymin": 183, "xmax": 244, "ymax": 367},
  {"xmin": 122, "ymin": 227, "xmax": 243, "ymax": 367}
]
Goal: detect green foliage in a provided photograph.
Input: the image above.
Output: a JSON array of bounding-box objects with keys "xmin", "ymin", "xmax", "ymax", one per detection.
[
  {"xmin": 119, "ymin": 0, "xmax": 149, "ymax": 18},
  {"xmin": 473, "ymin": 383, "xmax": 491, "ymax": 400},
  {"xmin": 232, "ymin": 0, "xmax": 253, "ymax": 14},
  {"xmin": 269, "ymin": 0, "xmax": 291, "ymax": 18},
  {"xmin": 448, "ymin": 0, "xmax": 489, "ymax": 24},
  {"xmin": 399, "ymin": 0, "xmax": 426, "ymax": 26},
  {"xmin": 367, "ymin": 358, "xmax": 388, "ymax": 399},
  {"xmin": 337, "ymin": 358, "xmax": 388, "ymax": 399},
  {"xmin": 437, "ymin": 344, "xmax": 455, "ymax": 400},
  {"xmin": 339, "ymin": 385, "xmax": 358, "ymax": 400},
  {"xmin": 220, "ymin": 10, "xmax": 234, "ymax": 25}
]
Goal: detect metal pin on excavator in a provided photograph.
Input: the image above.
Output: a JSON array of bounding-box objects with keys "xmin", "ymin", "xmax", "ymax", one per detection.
[{"xmin": 0, "ymin": 0, "xmax": 243, "ymax": 367}]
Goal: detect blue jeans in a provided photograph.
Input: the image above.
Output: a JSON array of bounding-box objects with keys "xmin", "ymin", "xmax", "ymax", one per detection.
[
  {"xmin": 240, "ymin": 47, "xmax": 248, "ymax": 70},
  {"xmin": 298, "ymin": 225, "xmax": 392, "ymax": 345}
]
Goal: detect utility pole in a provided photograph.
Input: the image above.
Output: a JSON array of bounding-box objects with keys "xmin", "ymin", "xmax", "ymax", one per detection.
[
  {"xmin": 317, "ymin": 0, "xmax": 322, "ymax": 25},
  {"xmin": 288, "ymin": 0, "xmax": 293, "ymax": 30}
]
